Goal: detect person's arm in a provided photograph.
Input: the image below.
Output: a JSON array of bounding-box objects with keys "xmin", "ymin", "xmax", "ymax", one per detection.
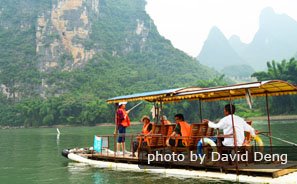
[
  {"xmin": 243, "ymin": 121, "xmax": 256, "ymax": 137},
  {"xmin": 117, "ymin": 110, "xmax": 125, "ymax": 121},
  {"xmin": 169, "ymin": 131, "xmax": 176, "ymax": 138},
  {"xmin": 203, "ymin": 118, "xmax": 227, "ymax": 129},
  {"xmin": 166, "ymin": 124, "xmax": 181, "ymax": 146},
  {"xmin": 166, "ymin": 131, "xmax": 176, "ymax": 146}
]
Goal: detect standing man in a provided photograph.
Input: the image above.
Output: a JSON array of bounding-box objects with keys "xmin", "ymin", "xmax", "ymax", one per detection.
[
  {"xmin": 115, "ymin": 102, "xmax": 130, "ymax": 154},
  {"xmin": 202, "ymin": 104, "xmax": 256, "ymax": 147}
]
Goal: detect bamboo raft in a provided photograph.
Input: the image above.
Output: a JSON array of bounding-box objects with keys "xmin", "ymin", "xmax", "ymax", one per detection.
[
  {"xmin": 63, "ymin": 149, "xmax": 297, "ymax": 183},
  {"xmin": 62, "ymin": 80, "xmax": 297, "ymax": 183}
]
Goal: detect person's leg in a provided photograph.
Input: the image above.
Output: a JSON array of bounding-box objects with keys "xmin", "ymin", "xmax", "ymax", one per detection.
[
  {"xmin": 121, "ymin": 127, "xmax": 126, "ymax": 152},
  {"xmin": 117, "ymin": 126, "xmax": 125, "ymax": 152},
  {"xmin": 117, "ymin": 143, "xmax": 121, "ymax": 152},
  {"xmin": 122, "ymin": 142, "xmax": 125, "ymax": 153},
  {"xmin": 177, "ymin": 140, "xmax": 184, "ymax": 147},
  {"xmin": 133, "ymin": 141, "xmax": 139, "ymax": 153},
  {"xmin": 131, "ymin": 141, "xmax": 139, "ymax": 157},
  {"xmin": 169, "ymin": 139, "xmax": 176, "ymax": 146}
]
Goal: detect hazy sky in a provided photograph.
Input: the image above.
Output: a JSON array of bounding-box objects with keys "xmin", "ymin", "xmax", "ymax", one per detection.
[{"xmin": 145, "ymin": 0, "xmax": 297, "ymax": 57}]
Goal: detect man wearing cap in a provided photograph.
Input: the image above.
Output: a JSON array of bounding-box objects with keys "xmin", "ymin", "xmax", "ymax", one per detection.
[
  {"xmin": 131, "ymin": 115, "xmax": 153, "ymax": 157},
  {"xmin": 115, "ymin": 102, "xmax": 130, "ymax": 155}
]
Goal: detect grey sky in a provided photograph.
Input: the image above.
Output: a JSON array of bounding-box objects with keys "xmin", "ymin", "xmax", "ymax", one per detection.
[{"xmin": 146, "ymin": 0, "xmax": 297, "ymax": 57}]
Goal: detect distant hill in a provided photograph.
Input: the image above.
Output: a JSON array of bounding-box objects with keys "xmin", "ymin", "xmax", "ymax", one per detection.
[
  {"xmin": 239, "ymin": 7, "xmax": 297, "ymax": 70},
  {"xmin": 198, "ymin": 7, "xmax": 297, "ymax": 72},
  {"xmin": 221, "ymin": 64, "xmax": 255, "ymax": 78},
  {"xmin": 228, "ymin": 35, "xmax": 248, "ymax": 56},
  {"xmin": 198, "ymin": 26, "xmax": 247, "ymax": 70}
]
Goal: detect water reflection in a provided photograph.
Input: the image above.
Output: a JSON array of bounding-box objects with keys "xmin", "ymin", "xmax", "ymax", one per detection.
[
  {"xmin": 93, "ymin": 172, "xmax": 104, "ymax": 184},
  {"xmin": 57, "ymin": 134, "xmax": 60, "ymax": 145},
  {"xmin": 68, "ymin": 162, "xmax": 90, "ymax": 173},
  {"xmin": 5, "ymin": 124, "xmax": 295, "ymax": 184},
  {"xmin": 67, "ymin": 162, "xmax": 235, "ymax": 184},
  {"xmin": 56, "ymin": 128, "xmax": 60, "ymax": 145}
]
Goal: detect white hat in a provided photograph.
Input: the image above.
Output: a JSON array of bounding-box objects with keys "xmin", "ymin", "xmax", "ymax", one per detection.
[
  {"xmin": 141, "ymin": 115, "xmax": 150, "ymax": 122},
  {"xmin": 119, "ymin": 102, "xmax": 127, "ymax": 106}
]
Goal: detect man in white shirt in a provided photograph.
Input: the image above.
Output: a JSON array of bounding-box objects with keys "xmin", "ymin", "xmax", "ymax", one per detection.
[{"xmin": 202, "ymin": 104, "xmax": 256, "ymax": 147}]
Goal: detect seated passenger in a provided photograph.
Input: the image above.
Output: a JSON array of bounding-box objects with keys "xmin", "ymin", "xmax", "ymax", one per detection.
[
  {"xmin": 166, "ymin": 114, "xmax": 191, "ymax": 147},
  {"xmin": 131, "ymin": 115, "xmax": 153, "ymax": 156},
  {"xmin": 202, "ymin": 104, "xmax": 256, "ymax": 147},
  {"xmin": 161, "ymin": 115, "xmax": 171, "ymax": 125}
]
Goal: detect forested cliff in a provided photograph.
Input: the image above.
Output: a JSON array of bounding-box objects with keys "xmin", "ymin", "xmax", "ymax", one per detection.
[{"xmin": 0, "ymin": 0, "xmax": 220, "ymax": 127}]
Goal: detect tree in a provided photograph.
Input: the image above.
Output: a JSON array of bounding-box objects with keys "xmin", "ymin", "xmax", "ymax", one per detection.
[{"xmin": 251, "ymin": 58, "xmax": 297, "ymax": 114}]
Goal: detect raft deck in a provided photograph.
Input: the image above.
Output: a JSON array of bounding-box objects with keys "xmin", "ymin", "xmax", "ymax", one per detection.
[{"xmin": 79, "ymin": 152, "xmax": 297, "ymax": 178}]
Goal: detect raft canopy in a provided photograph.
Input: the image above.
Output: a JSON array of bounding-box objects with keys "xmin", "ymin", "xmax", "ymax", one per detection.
[
  {"xmin": 106, "ymin": 88, "xmax": 183, "ymax": 104},
  {"xmin": 106, "ymin": 80, "xmax": 297, "ymax": 104}
]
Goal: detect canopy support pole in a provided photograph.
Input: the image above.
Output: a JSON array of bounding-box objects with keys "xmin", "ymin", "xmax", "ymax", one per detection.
[
  {"xmin": 199, "ymin": 99, "xmax": 202, "ymax": 122},
  {"xmin": 159, "ymin": 100, "xmax": 163, "ymax": 124},
  {"xmin": 229, "ymin": 96, "xmax": 238, "ymax": 175},
  {"xmin": 153, "ymin": 102, "xmax": 156, "ymax": 123},
  {"xmin": 114, "ymin": 103, "xmax": 118, "ymax": 153},
  {"xmin": 265, "ymin": 92, "xmax": 273, "ymax": 154},
  {"xmin": 154, "ymin": 102, "xmax": 160, "ymax": 124}
]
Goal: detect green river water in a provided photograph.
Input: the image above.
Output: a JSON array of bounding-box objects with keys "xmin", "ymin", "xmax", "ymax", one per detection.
[{"xmin": 0, "ymin": 120, "xmax": 296, "ymax": 184}]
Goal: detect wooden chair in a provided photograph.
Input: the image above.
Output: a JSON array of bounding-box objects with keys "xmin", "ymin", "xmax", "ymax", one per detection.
[
  {"xmin": 137, "ymin": 124, "xmax": 166, "ymax": 155},
  {"xmin": 137, "ymin": 124, "xmax": 177, "ymax": 155},
  {"xmin": 200, "ymin": 127, "xmax": 216, "ymax": 161},
  {"xmin": 172, "ymin": 123, "xmax": 208, "ymax": 154},
  {"xmin": 206, "ymin": 127, "xmax": 214, "ymax": 137},
  {"xmin": 164, "ymin": 124, "xmax": 176, "ymax": 140},
  {"xmin": 216, "ymin": 120, "xmax": 255, "ymax": 165}
]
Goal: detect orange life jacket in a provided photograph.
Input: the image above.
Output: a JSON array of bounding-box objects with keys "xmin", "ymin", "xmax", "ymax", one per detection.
[
  {"xmin": 118, "ymin": 109, "xmax": 130, "ymax": 127},
  {"xmin": 142, "ymin": 123, "xmax": 152, "ymax": 135},
  {"xmin": 138, "ymin": 123, "xmax": 152, "ymax": 143},
  {"xmin": 178, "ymin": 121, "xmax": 191, "ymax": 145}
]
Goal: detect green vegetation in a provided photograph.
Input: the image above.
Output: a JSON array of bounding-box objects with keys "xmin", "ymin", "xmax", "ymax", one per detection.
[
  {"xmin": 252, "ymin": 57, "xmax": 297, "ymax": 115},
  {"xmin": 1, "ymin": 0, "xmax": 296, "ymax": 128},
  {"xmin": 0, "ymin": 0, "xmax": 221, "ymax": 127},
  {"xmin": 0, "ymin": 76, "xmax": 229, "ymax": 127}
]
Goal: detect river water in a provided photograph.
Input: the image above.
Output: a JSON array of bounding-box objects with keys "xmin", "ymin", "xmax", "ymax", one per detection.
[{"xmin": 0, "ymin": 120, "xmax": 296, "ymax": 184}]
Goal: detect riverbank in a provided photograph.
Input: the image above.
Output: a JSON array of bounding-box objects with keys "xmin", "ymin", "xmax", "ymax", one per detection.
[
  {"xmin": 249, "ymin": 115, "xmax": 297, "ymax": 121},
  {"xmin": 93, "ymin": 116, "xmax": 297, "ymax": 126},
  {"xmin": 0, "ymin": 122, "xmax": 142, "ymax": 129},
  {"xmin": 2, "ymin": 115, "xmax": 297, "ymax": 130},
  {"xmin": 94, "ymin": 122, "xmax": 141, "ymax": 127}
]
